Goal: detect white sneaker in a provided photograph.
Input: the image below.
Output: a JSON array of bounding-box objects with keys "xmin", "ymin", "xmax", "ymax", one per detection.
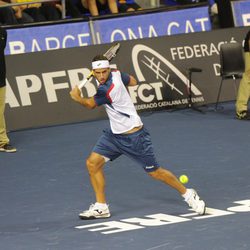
[
  {"xmin": 184, "ymin": 189, "xmax": 206, "ymax": 215},
  {"xmin": 79, "ymin": 203, "xmax": 111, "ymax": 220}
]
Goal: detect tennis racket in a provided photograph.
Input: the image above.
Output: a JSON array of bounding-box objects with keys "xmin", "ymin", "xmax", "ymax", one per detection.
[{"xmin": 78, "ymin": 43, "xmax": 120, "ymax": 90}]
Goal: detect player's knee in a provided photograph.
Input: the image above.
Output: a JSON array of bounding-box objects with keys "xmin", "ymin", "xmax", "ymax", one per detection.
[
  {"xmin": 86, "ymin": 158, "xmax": 97, "ymax": 175},
  {"xmin": 86, "ymin": 155, "xmax": 104, "ymax": 175},
  {"xmin": 147, "ymin": 167, "xmax": 161, "ymax": 178}
]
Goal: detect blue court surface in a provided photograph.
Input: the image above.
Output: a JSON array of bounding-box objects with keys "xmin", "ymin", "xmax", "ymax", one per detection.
[{"xmin": 0, "ymin": 102, "xmax": 250, "ymax": 250}]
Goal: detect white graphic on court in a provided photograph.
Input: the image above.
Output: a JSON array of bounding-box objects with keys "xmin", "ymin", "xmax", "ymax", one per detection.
[{"xmin": 75, "ymin": 199, "xmax": 250, "ymax": 235}]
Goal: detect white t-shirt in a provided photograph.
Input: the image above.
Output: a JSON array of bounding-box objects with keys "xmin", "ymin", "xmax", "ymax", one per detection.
[{"xmin": 94, "ymin": 70, "xmax": 143, "ymax": 134}]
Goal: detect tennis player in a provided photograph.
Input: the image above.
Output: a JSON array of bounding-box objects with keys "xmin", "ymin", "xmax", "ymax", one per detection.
[{"xmin": 70, "ymin": 55, "xmax": 206, "ymax": 219}]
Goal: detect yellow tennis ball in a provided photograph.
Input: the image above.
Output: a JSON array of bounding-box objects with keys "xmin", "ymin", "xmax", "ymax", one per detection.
[{"xmin": 179, "ymin": 175, "xmax": 189, "ymax": 184}]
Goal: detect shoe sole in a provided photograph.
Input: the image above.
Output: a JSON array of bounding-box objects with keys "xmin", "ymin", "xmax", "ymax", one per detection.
[
  {"xmin": 79, "ymin": 213, "xmax": 111, "ymax": 220},
  {"xmin": 0, "ymin": 149, "xmax": 17, "ymax": 153},
  {"xmin": 203, "ymin": 206, "xmax": 206, "ymax": 215}
]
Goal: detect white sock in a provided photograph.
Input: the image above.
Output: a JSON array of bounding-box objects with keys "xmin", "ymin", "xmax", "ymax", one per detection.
[
  {"xmin": 95, "ymin": 202, "xmax": 108, "ymax": 209},
  {"xmin": 182, "ymin": 189, "xmax": 192, "ymax": 201}
]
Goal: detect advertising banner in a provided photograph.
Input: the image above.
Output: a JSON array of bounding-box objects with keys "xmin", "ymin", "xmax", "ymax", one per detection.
[
  {"xmin": 231, "ymin": 0, "xmax": 250, "ymax": 27},
  {"xmin": 93, "ymin": 6, "xmax": 211, "ymax": 44},
  {"xmin": 5, "ymin": 6, "xmax": 211, "ymax": 55},
  {"xmin": 5, "ymin": 26, "xmax": 248, "ymax": 131},
  {"xmin": 6, "ymin": 21, "xmax": 91, "ymax": 55}
]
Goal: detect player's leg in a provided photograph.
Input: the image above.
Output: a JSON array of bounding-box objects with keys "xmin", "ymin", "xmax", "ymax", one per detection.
[
  {"xmin": 148, "ymin": 167, "xmax": 206, "ymax": 215},
  {"xmin": 79, "ymin": 129, "xmax": 121, "ymax": 219},
  {"xmin": 120, "ymin": 127, "xmax": 206, "ymax": 215},
  {"xmin": 86, "ymin": 152, "xmax": 106, "ymax": 203},
  {"xmin": 148, "ymin": 167, "xmax": 186, "ymax": 194},
  {"xmin": 79, "ymin": 151, "xmax": 111, "ymax": 219}
]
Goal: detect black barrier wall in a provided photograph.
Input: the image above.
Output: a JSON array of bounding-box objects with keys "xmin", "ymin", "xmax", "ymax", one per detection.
[{"xmin": 5, "ymin": 26, "xmax": 249, "ymax": 131}]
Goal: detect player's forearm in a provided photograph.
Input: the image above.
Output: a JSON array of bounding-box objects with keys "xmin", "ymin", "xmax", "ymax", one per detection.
[
  {"xmin": 70, "ymin": 86, "xmax": 96, "ymax": 109},
  {"xmin": 78, "ymin": 97, "xmax": 96, "ymax": 109}
]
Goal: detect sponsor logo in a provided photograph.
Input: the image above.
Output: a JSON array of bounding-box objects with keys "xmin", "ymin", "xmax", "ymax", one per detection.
[
  {"xmin": 129, "ymin": 44, "xmax": 204, "ymax": 111},
  {"xmin": 75, "ymin": 199, "xmax": 250, "ymax": 235},
  {"xmin": 94, "ymin": 209, "xmax": 103, "ymax": 215}
]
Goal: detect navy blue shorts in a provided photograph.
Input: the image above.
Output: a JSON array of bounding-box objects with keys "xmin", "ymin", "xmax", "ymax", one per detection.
[{"xmin": 92, "ymin": 127, "xmax": 160, "ymax": 172}]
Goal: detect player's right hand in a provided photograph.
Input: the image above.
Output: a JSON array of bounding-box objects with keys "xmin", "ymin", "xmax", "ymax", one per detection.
[{"xmin": 70, "ymin": 86, "xmax": 82, "ymax": 103}]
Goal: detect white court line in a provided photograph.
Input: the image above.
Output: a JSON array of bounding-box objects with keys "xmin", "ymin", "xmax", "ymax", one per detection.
[{"xmin": 145, "ymin": 242, "xmax": 171, "ymax": 250}]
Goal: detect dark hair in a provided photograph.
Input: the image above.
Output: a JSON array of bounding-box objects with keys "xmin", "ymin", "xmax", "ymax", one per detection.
[{"xmin": 92, "ymin": 55, "xmax": 108, "ymax": 62}]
